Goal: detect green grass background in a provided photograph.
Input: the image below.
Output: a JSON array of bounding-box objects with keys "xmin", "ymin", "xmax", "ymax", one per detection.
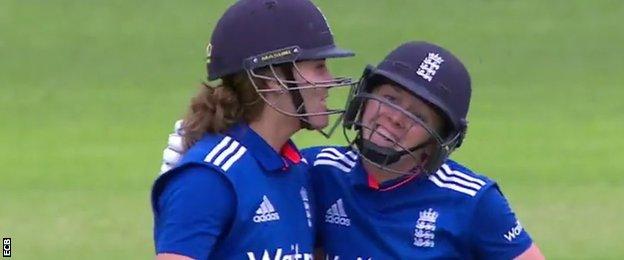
[{"xmin": 1, "ymin": 0, "xmax": 622, "ymax": 258}]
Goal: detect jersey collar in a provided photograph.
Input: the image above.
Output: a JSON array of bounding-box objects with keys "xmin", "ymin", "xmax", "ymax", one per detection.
[
  {"xmin": 226, "ymin": 123, "xmax": 302, "ymax": 172},
  {"xmin": 353, "ymin": 165, "xmax": 423, "ymax": 191}
]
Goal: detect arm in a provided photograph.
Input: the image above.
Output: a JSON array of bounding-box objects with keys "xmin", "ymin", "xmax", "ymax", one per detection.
[
  {"xmin": 514, "ymin": 243, "xmax": 545, "ymax": 260},
  {"xmin": 154, "ymin": 165, "xmax": 235, "ymax": 259}
]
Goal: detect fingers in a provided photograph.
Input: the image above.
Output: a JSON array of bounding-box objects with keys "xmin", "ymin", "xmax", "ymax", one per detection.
[
  {"xmin": 159, "ymin": 119, "xmax": 185, "ymax": 175},
  {"xmin": 174, "ymin": 119, "xmax": 184, "ymax": 135},
  {"xmin": 168, "ymin": 134, "xmax": 184, "ymax": 153}
]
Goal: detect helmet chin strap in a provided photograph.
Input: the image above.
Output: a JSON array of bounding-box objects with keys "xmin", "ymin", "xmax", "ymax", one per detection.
[
  {"xmin": 289, "ymin": 86, "xmax": 313, "ymax": 130},
  {"xmin": 282, "ymin": 66, "xmax": 312, "ymax": 130},
  {"xmin": 356, "ymin": 136, "xmax": 432, "ymax": 166}
]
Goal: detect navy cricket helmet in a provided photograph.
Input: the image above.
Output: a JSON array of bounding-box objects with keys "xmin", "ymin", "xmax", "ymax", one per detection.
[
  {"xmin": 343, "ymin": 41, "xmax": 472, "ymax": 175},
  {"xmin": 206, "ymin": 0, "xmax": 356, "ymax": 136}
]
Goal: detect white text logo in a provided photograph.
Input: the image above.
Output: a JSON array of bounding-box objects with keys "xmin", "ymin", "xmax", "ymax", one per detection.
[
  {"xmin": 300, "ymin": 187, "xmax": 313, "ymax": 228},
  {"xmin": 504, "ymin": 220, "xmax": 524, "ymax": 242},
  {"xmin": 247, "ymin": 244, "xmax": 312, "ymax": 260}
]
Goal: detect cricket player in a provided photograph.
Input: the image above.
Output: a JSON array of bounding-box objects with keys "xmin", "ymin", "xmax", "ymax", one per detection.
[
  {"xmin": 151, "ymin": 0, "xmax": 355, "ymax": 259},
  {"xmin": 302, "ymin": 41, "xmax": 545, "ymax": 259}
]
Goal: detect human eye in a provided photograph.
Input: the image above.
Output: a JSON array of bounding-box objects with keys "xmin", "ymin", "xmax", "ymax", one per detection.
[
  {"xmin": 411, "ymin": 111, "xmax": 428, "ymax": 123},
  {"xmin": 314, "ymin": 61, "xmax": 329, "ymax": 74},
  {"xmin": 383, "ymin": 94, "xmax": 398, "ymax": 104}
]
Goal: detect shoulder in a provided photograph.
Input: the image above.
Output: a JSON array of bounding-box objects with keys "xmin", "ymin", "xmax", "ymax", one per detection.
[
  {"xmin": 179, "ymin": 133, "xmax": 252, "ymax": 174},
  {"xmin": 302, "ymin": 145, "xmax": 358, "ymax": 173},
  {"xmin": 425, "ymin": 159, "xmax": 494, "ymax": 198},
  {"xmin": 300, "ymin": 146, "xmax": 327, "ymax": 161}
]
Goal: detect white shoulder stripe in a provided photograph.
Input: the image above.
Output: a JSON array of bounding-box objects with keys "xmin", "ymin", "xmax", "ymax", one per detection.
[
  {"xmin": 345, "ymin": 150, "xmax": 358, "ymax": 160},
  {"xmin": 428, "ymin": 175, "xmax": 477, "ymax": 196},
  {"xmin": 441, "ymin": 164, "xmax": 486, "ymax": 186},
  {"xmin": 220, "ymin": 145, "xmax": 247, "ymax": 171},
  {"xmin": 314, "ymin": 159, "xmax": 353, "ymax": 172},
  {"xmin": 204, "ymin": 136, "xmax": 232, "ymax": 162},
  {"xmin": 316, "ymin": 152, "xmax": 356, "ymax": 167},
  {"xmin": 321, "ymin": 148, "xmax": 357, "ymax": 162},
  {"xmin": 434, "ymin": 170, "xmax": 483, "ymax": 190},
  {"xmin": 203, "ymin": 136, "xmax": 247, "ymax": 171},
  {"xmin": 213, "ymin": 140, "xmax": 240, "ymax": 165}
]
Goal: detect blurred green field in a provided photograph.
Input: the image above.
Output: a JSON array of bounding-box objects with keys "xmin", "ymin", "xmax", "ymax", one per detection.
[{"xmin": 1, "ymin": 0, "xmax": 623, "ymax": 258}]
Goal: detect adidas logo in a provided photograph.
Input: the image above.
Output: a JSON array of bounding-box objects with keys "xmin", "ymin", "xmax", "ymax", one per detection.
[
  {"xmin": 253, "ymin": 196, "xmax": 280, "ymax": 223},
  {"xmin": 325, "ymin": 199, "xmax": 351, "ymax": 226}
]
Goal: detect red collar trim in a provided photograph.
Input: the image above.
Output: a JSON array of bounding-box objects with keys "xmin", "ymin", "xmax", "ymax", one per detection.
[
  {"xmin": 367, "ymin": 173, "xmax": 380, "ymax": 190},
  {"xmin": 280, "ymin": 142, "xmax": 301, "ymax": 164},
  {"xmin": 367, "ymin": 172, "xmax": 420, "ymax": 191}
]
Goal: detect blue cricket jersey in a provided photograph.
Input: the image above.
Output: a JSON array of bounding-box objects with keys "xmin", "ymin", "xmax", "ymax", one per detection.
[
  {"xmin": 302, "ymin": 146, "xmax": 533, "ymax": 259},
  {"xmin": 152, "ymin": 123, "xmax": 315, "ymax": 259}
]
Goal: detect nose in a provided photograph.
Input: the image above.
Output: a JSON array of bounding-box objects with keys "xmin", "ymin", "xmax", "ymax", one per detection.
[
  {"xmin": 384, "ymin": 105, "xmax": 409, "ymax": 130},
  {"xmin": 323, "ymin": 70, "xmax": 334, "ymax": 83}
]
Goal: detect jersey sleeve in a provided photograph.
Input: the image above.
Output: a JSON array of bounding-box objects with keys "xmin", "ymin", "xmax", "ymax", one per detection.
[
  {"xmin": 153, "ymin": 164, "xmax": 235, "ymax": 259},
  {"xmin": 469, "ymin": 185, "xmax": 533, "ymax": 259},
  {"xmin": 300, "ymin": 147, "xmax": 321, "ymax": 165}
]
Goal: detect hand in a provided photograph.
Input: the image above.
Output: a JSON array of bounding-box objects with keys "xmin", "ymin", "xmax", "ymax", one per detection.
[{"xmin": 160, "ymin": 120, "xmax": 185, "ymax": 174}]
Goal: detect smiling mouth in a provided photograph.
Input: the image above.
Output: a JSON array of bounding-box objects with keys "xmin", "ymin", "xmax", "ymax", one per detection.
[{"xmin": 374, "ymin": 125, "xmax": 399, "ymax": 143}]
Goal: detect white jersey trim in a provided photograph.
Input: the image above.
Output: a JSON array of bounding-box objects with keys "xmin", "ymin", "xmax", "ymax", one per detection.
[
  {"xmin": 428, "ymin": 175, "xmax": 478, "ymax": 197},
  {"xmin": 313, "ymin": 148, "xmax": 358, "ymax": 172},
  {"xmin": 428, "ymin": 164, "xmax": 486, "ymax": 197},
  {"xmin": 434, "ymin": 169, "xmax": 483, "ymax": 190},
  {"xmin": 221, "ymin": 146, "xmax": 247, "ymax": 171},
  {"xmin": 441, "ymin": 164, "xmax": 486, "ymax": 186},
  {"xmin": 316, "ymin": 152, "xmax": 356, "ymax": 167},
  {"xmin": 204, "ymin": 136, "xmax": 232, "ymax": 162},
  {"xmin": 204, "ymin": 136, "xmax": 247, "ymax": 172},
  {"xmin": 314, "ymin": 159, "xmax": 352, "ymax": 172}
]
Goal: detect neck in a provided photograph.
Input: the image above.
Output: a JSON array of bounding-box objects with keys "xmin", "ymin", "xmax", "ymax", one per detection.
[
  {"xmin": 363, "ymin": 161, "xmax": 399, "ymax": 183},
  {"xmin": 249, "ymin": 106, "xmax": 301, "ymax": 152}
]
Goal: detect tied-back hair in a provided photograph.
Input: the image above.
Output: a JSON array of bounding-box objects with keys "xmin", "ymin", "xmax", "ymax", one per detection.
[{"xmin": 181, "ymin": 73, "xmax": 265, "ymax": 149}]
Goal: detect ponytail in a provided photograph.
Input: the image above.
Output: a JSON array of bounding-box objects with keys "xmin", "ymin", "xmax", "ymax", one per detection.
[{"xmin": 182, "ymin": 73, "xmax": 264, "ymax": 149}]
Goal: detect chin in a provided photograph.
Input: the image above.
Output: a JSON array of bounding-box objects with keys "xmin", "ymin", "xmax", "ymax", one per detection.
[{"xmin": 307, "ymin": 115, "xmax": 329, "ymax": 130}]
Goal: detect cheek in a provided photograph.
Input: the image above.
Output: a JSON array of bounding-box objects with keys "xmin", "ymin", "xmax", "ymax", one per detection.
[
  {"xmin": 401, "ymin": 127, "xmax": 430, "ymax": 146},
  {"xmin": 360, "ymin": 101, "xmax": 381, "ymax": 124},
  {"xmin": 295, "ymin": 67, "xmax": 321, "ymax": 82}
]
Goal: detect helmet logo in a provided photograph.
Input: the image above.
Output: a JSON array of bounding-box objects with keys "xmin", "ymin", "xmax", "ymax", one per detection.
[
  {"xmin": 416, "ymin": 53, "xmax": 444, "ymax": 82},
  {"xmin": 206, "ymin": 43, "xmax": 213, "ymax": 65},
  {"xmin": 261, "ymin": 48, "xmax": 295, "ymax": 62}
]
